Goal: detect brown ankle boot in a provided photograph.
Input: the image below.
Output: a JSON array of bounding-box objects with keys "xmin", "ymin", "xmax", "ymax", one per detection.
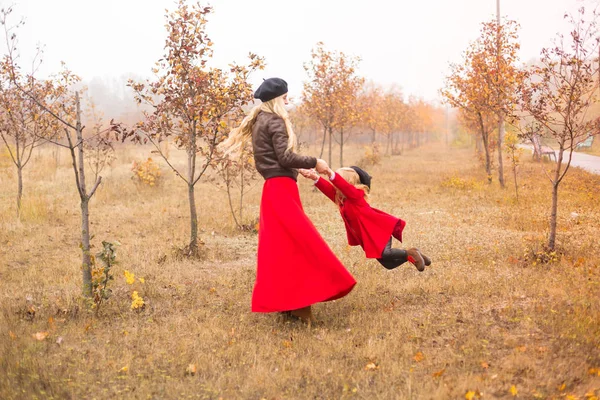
[
  {"xmin": 290, "ymin": 306, "xmax": 315, "ymax": 323},
  {"xmin": 406, "ymin": 248, "xmax": 425, "ymax": 271}
]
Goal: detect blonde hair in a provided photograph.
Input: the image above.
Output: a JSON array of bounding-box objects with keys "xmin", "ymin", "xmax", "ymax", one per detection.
[
  {"xmin": 220, "ymin": 94, "xmax": 297, "ymax": 158},
  {"xmin": 335, "ymin": 167, "xmax": 370, "ymax": 205}
]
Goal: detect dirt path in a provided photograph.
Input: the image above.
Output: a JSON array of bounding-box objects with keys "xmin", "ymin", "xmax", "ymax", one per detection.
[{"xmin": 519, "ymin": 144, "xmax": 600, "ymax": 174}]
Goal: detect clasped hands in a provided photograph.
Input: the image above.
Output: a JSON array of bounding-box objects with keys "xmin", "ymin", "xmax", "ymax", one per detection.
[{"xmin": 298, "ymin": 159, "xmax": 332, "ymax": 181}]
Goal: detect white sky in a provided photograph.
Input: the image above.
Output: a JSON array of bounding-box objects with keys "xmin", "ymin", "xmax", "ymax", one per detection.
[{"xmin": 4, "ymin": 0, "xmax": 590, "ymax": 109}]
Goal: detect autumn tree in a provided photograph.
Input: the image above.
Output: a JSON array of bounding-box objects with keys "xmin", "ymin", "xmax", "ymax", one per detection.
[
  {"xmin": 517, "ymin": 8, "xmax": 600, "ymax": 251},
  {"xmin": 2, "ymin": 7, "xmax": 119, "ymax": 297},
  {"xmin": 379, "ymin": 88, "xmax": 405, "ymax": 156},
  {"xmin": 472, "ymin": 19, "xmax": 522, "ymax": 188},
  {"xmin": 211, "ymin": 142, "xmax": 258, "ymax": 231},
  {"xmin": 442, "ymin": 50, "xmax": 497, "ymax": 179},
  {"xmin": 302, "ymin": 42, "xmax": 362, "ymax": 169},
  {"xmin": 0, "ymin": 63, "xmax": 56, "ymax": 216},
  {"xmin": 125, "ymin": 1, "xmax": 264, "ymax": 256},
  {"xmin": 358, "ymin": 82, "xmax": 384, "ymax": 144},
  {"xmin": 84, "ymin": 99, "xmax": 115, "ymax": 183}
]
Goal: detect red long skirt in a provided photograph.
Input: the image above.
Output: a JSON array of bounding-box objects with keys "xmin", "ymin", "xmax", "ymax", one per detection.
[{"xmin": 252, "ymin": 177, "xmax": 356, "ymax": 313}]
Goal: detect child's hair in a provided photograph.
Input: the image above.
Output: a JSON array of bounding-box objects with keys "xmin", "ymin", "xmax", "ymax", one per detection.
[{"xmin": 335, "ymin": 167, "xmax": 370, "ymax": 204}]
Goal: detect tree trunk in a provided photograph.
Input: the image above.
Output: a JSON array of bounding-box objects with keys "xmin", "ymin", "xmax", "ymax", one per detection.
[
  {"xmin": 385, "ymin": 133, "xmax": 391, "ymax": 155},
  {"xmin": 548, "ymin": 181, "xmax": 558, "ymax": 251},
  {"xmin": 478, "ymin": 113, "xmax": 492, "ymax": 180},
  {"xmin": 339, "ymin": 128, "xmax": 344, "ymax": 167},
  {"xmin": 371, "ymin": 129, "xmax": 376, "ymax": 144},
  {"xmin": 80, "ymin": 197, "xmax": 92, "ymax": 297},
  {"xmin": 497, "ymin": 115, "xmax": 505, "ymax": 188},
  {"xmin": 188, "ymin": 182, "xmax": 199, "ymax": 249},
  {"xmin": 328, "ymin": 126, "xmax": 333, "ymax": 168},
  {"xmin": 239, "ymin": 164, "xmax": 244, "ymax": 224},
  {"xmin": 319, "ymin": 126, "xmax": 326, "ymax": 158},
  {"xmin": 75, "ymin": 93, "xmax": 93, "ymax": 298},
  {"xmin": 16, "ymin": 164, "xmax": 23, "ymax": 217}
]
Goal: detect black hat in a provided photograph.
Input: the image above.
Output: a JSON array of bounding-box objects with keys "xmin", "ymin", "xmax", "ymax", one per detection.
[
  {"xmin": 254, "ymin": 78, "xmax": 288, "ymax": 102},
  {"xmin": 350, "ymin": 166, "xmax": 372, "ymax": 189}
]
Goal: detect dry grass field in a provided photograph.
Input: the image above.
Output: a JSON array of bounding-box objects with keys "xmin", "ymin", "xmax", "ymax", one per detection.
[{"xmin": 1, "ymin": 141, "xmax": 599, "ymax": 399}]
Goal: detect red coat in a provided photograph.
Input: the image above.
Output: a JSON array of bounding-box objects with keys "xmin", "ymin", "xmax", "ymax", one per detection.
[{"xmin": 315, "ymin": 174, "xmax": 406, "ymax": 258}]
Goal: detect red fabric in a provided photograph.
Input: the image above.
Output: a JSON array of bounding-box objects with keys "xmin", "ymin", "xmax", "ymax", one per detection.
[
  {"xmin": 252, "ymin": 177, "xmax": 356, "ymax": 313},
  {"xmin": 315, "ymin": 175, "xmax": 406, "ymax": 258}
]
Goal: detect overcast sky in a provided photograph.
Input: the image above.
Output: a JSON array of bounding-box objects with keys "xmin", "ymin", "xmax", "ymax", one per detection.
[{"xmin": 3, "ymin": 0, "xmax": 590, "ymax": 108}]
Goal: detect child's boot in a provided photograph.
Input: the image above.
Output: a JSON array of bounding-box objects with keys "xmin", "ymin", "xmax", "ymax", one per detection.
[
  {"xmin": 415, "ymin": 249, "xmax": 431, "ymax": 266},
  {"xmin": 406, "ymin": 248, "xmax": 425, "ymax": 271}
]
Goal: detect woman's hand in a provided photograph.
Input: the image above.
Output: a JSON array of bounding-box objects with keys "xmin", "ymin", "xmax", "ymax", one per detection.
[{"xmin": 298, "ymin": 168, "xmax": 319, "ymax": 181}]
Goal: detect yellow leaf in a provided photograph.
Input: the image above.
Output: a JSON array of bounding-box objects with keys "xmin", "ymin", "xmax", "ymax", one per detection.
[
  {"xmin": 413, "ymin": 352, "xmax": 425, "ymax": 362},
  {"xmin": 186, "ymin": 364, "xmax": 197, "ymax": 376},
  {"xmin": 465, "ymin": 391, "xmax": 476, "ymax": 400},
  {"xmin": 481, "ymin": 361, "xmax": 489, "ymax": 369},
  {"xmin": 139, "ymin": 277, "xmax": 145, "ymax": 284},
  {"xmin": 8, "ymin": 331, "xmax": 16, "ymax": 340},
  {"xmin": 365, "ymin": 362, "xmax": 379, "ymax": 371},
  {"xmin": 589, "ymin": 367, "xmax": 600, "ymax": 376},
  {"xmin": 124, "ymin": 270, "xmax": 135, "ymax": 285},
  {"xmin": 559, "ymin": 383, "xmax": 567, "ymax": 391},
  {"xmin": 565, "ymin": 395, "xmax": 578, "ymax": 400},
  {"xmin": 119, "ymin": 366, "xmax": 128, "ymax": 373},
  {"xmin": 510, "ymin": 385, "xmax": 518, "ymax": 396},
  {"xmin": 131, "ymin": 291, "xmax": 145, "ymax": 310},
  {"xmin": 432, "ymin": 368, "xmax": 445, "ymax": 378},
  {"xmin": 32, "ymin": 331, "xmax": 49, "ymax": 341}
]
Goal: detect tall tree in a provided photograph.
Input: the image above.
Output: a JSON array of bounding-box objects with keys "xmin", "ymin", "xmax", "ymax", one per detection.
[
  {"xmin": 517, "ymin": 7, "xmax": 600, "ymax": 251},
  {"xmin": 472, "ymin": 19, "xmax": 522, "ymax": 188},
  {"xmin": 0, "ymin": 64, "xmax": 56, "ymax": 216},
  {"xmin": 302, "ymin": 42, "xmax": 362, "ymax": 169},
  {"xmin": 358, "ymin": 82, "xmax": 384, "ymax": 144},
  {"xmin": 442, "ymin": 49, "xmax": 497, "ymax": 179},
  {"xmin": 125, "ymin": 1, "xmax": 264, "ymax": 256},
  {"xmin": 2, "ymin": 7, "xmax": 114, "ymax": 297}
]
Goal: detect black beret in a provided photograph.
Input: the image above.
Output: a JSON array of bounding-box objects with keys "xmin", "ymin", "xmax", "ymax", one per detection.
[
  {"xmin": 254, "ymin": 78, "xmax": 288, "ymax": 102},
  {"xmin": 350, "ymin": 166, "xmax": 372, "ymax": 189}
]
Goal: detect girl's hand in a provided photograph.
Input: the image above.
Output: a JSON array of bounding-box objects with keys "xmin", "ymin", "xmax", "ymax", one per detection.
[
  {"xmin": 298, "ymin": 168, "xmax": 319, "ymax": 181},
  {"xmin": 315, "ymin": 159, "xmax": 329, "ymax": 174}
]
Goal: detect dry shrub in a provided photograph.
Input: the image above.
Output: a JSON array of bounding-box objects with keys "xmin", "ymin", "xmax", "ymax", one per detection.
[
  {"xmin": 131, "ymin": 157, "xmax": 162, "ymax": 186},
  {"xmin": 354, "ymin": 143, "xmax": 381, "ymax": 168},
  {"xmin": 440, "ymin": 175, "xmax": 483, "ymax": 191}
]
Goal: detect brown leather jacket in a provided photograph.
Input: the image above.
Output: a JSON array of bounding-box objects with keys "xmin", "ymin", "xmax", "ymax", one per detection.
[{"xmin": 252, "ymin": 111, "xmax": 317, "ymax": 180}]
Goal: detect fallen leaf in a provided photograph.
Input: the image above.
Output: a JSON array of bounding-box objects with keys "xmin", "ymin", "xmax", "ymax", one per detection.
[
  {"xmin": 365, "ymin": 362, "xmax": 379, "ymax": 371},
  {"xmin": 481, "ymin": 362, "xmax": 489, "ymax": 369},
  {"xmin": 465, "ymin": 390, "xmax": 476, "ymax": 400},
  {"xmin": 119, "ymin": 366, "xmax": 128, "ymax": 373},
  {"xmin": 558, "ymin": 383, "xmax": 567, "ymax": 391},
  {"xmin": 565, "ymin": 395, "xmax": 578, "ymax": 400},
  {"xmin": 186, "ymin": 364, "xmax": 197, "ymax": 376},
  {"xmin": 432, "ymin": 368, "xmax": 445, "ymax": 378},
  {"xmin": 589, "ymin": 368, "xmax": 600, "ymax": 376},
  {"xmin": 510, "ymin": 385, "xmax": 518, "ymax": 396},
  {"xmin": 56, "ymin": 336, "xmax": 63, "ymax": 345},
  {"xmin": 413, "ymin": 351, "xmax": 425, "ymax": 362},
  {"xmin": 32, "ymin": 331, "xmax": 49, "ymax": 341},
  {"xmin": 8, "ymin": 331, "xmax": 16, "ymax": 340}
]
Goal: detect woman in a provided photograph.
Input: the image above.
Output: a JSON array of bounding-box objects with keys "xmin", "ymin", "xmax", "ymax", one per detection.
[{"xmin": 221, "ymin": 78, "xmax": 356, "ymax": 322}]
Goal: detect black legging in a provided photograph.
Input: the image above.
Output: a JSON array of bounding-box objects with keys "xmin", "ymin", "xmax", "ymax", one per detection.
[{"xmin": 376, "ymin": 237, "xmax": 408, "ymax": 270}]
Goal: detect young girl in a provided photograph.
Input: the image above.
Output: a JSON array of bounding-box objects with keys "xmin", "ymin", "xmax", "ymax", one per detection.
[{"xmin": 299, "ymin": 166, "xmax": 431, "ymax": 271}]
